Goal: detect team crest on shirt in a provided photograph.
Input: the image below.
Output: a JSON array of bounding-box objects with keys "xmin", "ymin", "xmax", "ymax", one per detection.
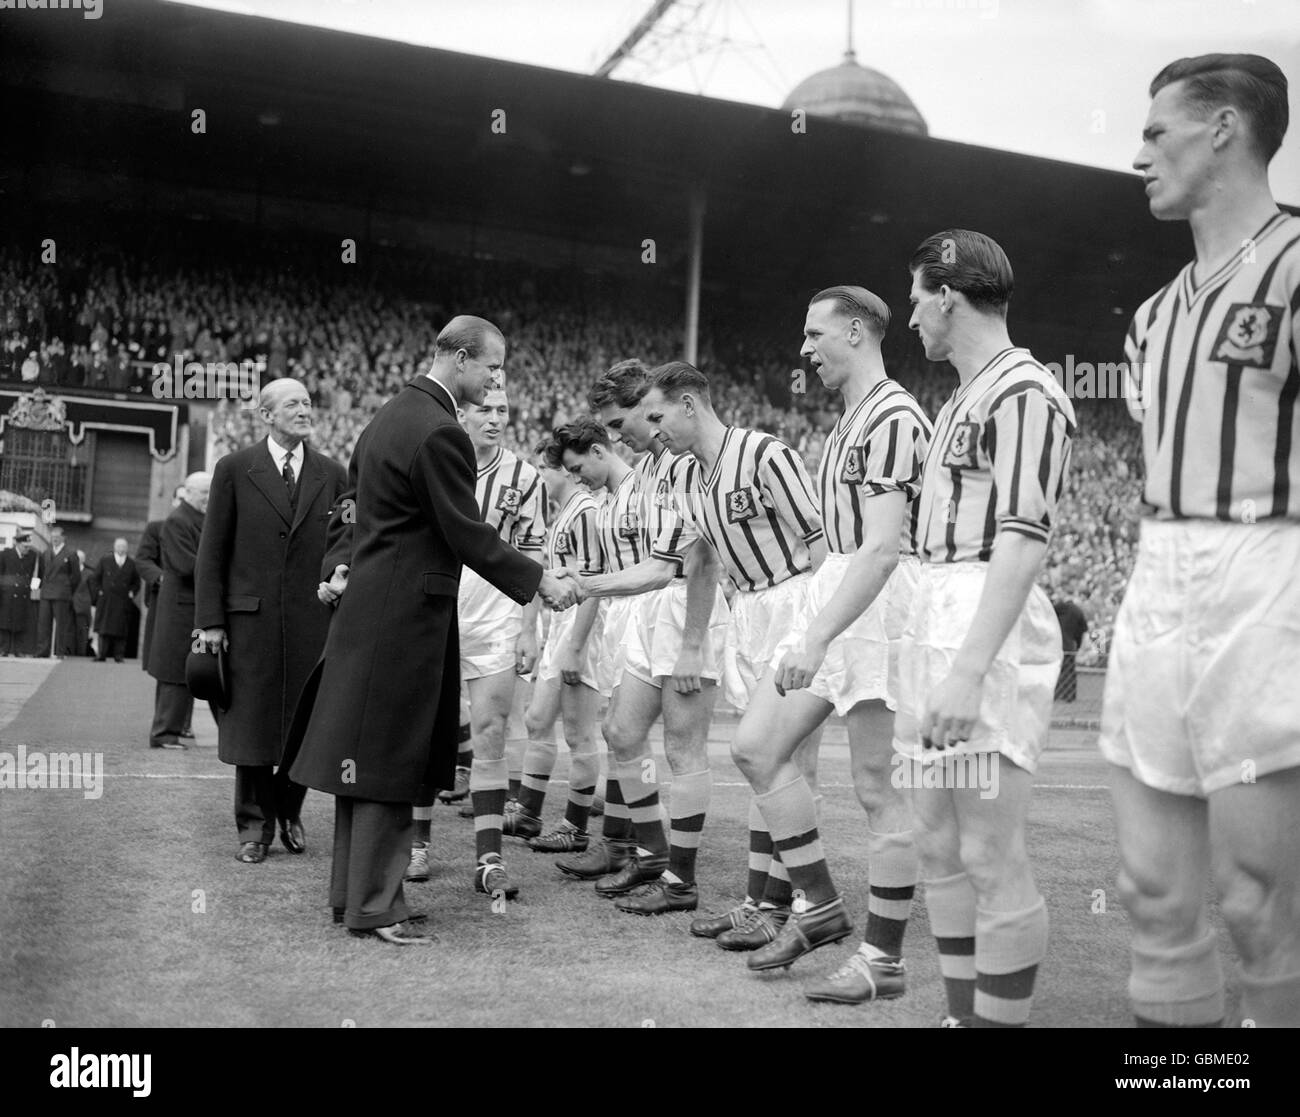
[
  {"xmin": 554, "ymin": 531, "xmax": 573, "ymax": 556},
  {"xmin": 726, "ymin": 488, "xmax": 757, "ymax": 523},
  {"xmin": 941, "ymin": 422, "xmax": 980, "ymax": 469},
  {"xmin": 654, "ymin": 479, "xmax": 672, "ymax": 509},
  {"xmin": 496, "ymin": 486, "xmax": 522, "ymax": 515},
  {"xmin": 618, "ymin": 510, "xmax": 640, "ymax": 539},
  {"xmin": 1211, "ymin": 303, "xmax": 1283, "ymax": 369},
  {"xmin": 840, "ymin": 446, "xmax": 866, "ymax": 485}
]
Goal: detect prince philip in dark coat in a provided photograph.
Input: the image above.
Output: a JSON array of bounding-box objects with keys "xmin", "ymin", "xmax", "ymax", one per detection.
[
  {"xmin": 195, "ymin": 379, "xmax": 348, "ymax": 864},
  {"xmin": 288, "ymin": 316, "xmax": 575, "ymax": 944}
]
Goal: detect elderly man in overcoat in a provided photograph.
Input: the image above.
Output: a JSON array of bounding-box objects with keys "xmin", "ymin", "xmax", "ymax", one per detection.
[
  {"xmin": 196, "ymin": 379, "xmax": 348, "ymax": 864},
  {"xmin": 288, "ymin": 315, "xmax": 576, "ymax": 945}
]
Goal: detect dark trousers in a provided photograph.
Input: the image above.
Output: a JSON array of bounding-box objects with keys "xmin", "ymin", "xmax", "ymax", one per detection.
[
  {"xmin": 0, "ymin": 628, "xmax": 18, "ymax": 655},
  {"xmin": 330, "ymin": 796, "xmax": 412, "ymax": 930},
  {"xmin": 151, "ymin": 680, "xmax": 214, "ymax": 747},
  {"xmin": 74, "ymin": 614, "xmax": 91, "ymax": 656},
  {"xmin": 96, "ymin": 634, "xmax": 126, "ymax": 662},
  {"xmin": 36, "ymin": 599, "xmax": 75, "ymax": 656},
  {"xmin": 235, "ymin": 764, "xmax": 308, "ymax": 844}
]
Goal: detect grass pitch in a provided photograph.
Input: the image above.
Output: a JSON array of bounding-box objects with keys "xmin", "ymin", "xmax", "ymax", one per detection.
[{"xmin": 0, "ymin": 660, "xmax": 1241, "ymax": 1027}]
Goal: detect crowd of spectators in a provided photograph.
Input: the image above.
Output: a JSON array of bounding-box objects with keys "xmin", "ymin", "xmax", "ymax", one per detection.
[{"xmin": 3, "ymin": 225, "xmax": 1141, "ymax": 663}]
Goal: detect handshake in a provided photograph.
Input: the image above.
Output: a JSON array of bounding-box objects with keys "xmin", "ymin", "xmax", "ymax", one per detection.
[{"xmin": 538, "ymin": 567, "xmax": 588, "ymax": 612}]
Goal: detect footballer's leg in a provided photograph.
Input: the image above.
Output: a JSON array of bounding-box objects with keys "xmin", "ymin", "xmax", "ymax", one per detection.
[
  {"xmin": 467, "ymin": 669, "xmax": 521, "ymax": 900},
  {"xmin": 505, "ymin": 678, "xmax": 532, "ymax": 802},
  {"xmin": 444, "ymin": 690, "xmax": 474, "ymax": 805},
  {"xmin": 805, "ymin": 699, "xmax": 914, "ymax": 1003},
  {"xmin": 911, "ymin": 780, "xmax": 972, "ymax": 1026},
  {"xmin": 1109, "ymin": 765, "xmax": 1220, "ymax": 1026},
  {"xmin": 593, "ymin": 677, "xmax": 669, "ymax": 896},
  {"xmin": 616, "ymin": 676, "xmax": 719, "ymax": 915},
  {"xmin": 554, "ymin": 677, "xmax": 634, "ymax": 876},
  {"xmin": 729, "ymin": 675, "xmax": 850, "ymax": 963},
  {"xmin": 951, "ymin": 761, "xmax": 1049, "ymax": 1028},
  {"xmin": 530, "ymin": 676, "xmax": 601, "ymax": 853},
  {"xmin": 518, "ymin": 678, "xmax": 561, "ymax": 835},
  {"xmin": 1211, "ymin": 767, "xmax": 1300, "ymax": 1026}
]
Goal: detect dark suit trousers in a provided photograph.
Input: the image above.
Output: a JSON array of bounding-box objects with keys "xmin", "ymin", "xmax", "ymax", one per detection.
[
  {"xmin": 37, "ymin": 599, "xmax": 75, "ymax": 656},
  {"xmin": 0, "ymin": 629, "xmax": 16, "ymax": 656},
  {"xmin": 235, "ymin": 764, "xmax": 308, "ymax": 843},
  {"xmin": 330, "ymin": 797, "xmax": 412, "ymax": 930},
  {"xmin": 151, "ymin": 681, "xmax": 215, "ymax": 747},
  {"xmin": 75, "ymin": 614, "xmax": 91, "ymax": 657}
]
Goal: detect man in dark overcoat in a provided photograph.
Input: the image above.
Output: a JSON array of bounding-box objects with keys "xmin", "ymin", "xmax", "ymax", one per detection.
[
  {"xmin": 137, "ymin": 485, "xmax": 186, "ymax": 672},
  {"xmin": 288, "ymin": 315, "xmax": 575, "ymax": 945},
  {"xmin": 0, "ymin": 533, "xmax": 34, "ymax": 656},
  {"xmin": 147, "ymin": 473, "xmax": 211, "ymax": 749},
  {"xmin": 90, "ymin": 538, "xmax": 142, "ymax": 663},
  {"xmin": 196, "ymin": 379, "xmax": 348, "ymax": 864}
]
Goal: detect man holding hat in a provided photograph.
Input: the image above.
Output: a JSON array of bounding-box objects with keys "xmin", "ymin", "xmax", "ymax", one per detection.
[{"xmin": 196, "ymin": 380, "xmax": 348, "ymax": 865}]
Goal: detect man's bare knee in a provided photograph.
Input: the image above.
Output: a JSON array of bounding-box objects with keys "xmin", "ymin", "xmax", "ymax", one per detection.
[{"xmin": 1116, "ymin": 862, "xmax": 1204, "ymax": 945}]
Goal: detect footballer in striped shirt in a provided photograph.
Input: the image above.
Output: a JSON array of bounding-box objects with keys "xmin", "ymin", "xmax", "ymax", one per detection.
[
  {"xmin": 565, "ymin": 361, "xmax": 730, "ymax": 913},
  {"xmin": 641, "ymin": 361, "xmax": 828, "ymax": 950},
  {"xmin": 432, "ymin": 385, "xmax": 548, "ymax": 894},
  {"xmin": 899, "ymin": 229, "xmax": 1076, "ymax": 1028},
  {"xmin": 731, "ymin": 286, "xmax": 932, "ymax": 990},
  {"xmin": 1101, "ymin": 53, "xmax": 1300, "ymax": 1029}
]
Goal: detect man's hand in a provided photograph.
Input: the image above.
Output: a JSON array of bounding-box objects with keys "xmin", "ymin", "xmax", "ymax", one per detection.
[
  {"xmin": 538, "ymin": 569, "xmax": 577, "ymax": 611},
  {"xmin": 921, "ymin": 665, "xmax": 984, "ymax": 751},
  {"xmin": 202, "ymin": 627, "xmax": 228, "ymax": 653},
  {"xmin": 774, "ymin": 637, "xmax": 828, "ymax": 697},
  {"xmin": 515, "ymin": 629, "xmax": 539, "ymax": 677},
  {"xmin": 318, "ymin": 564, "xmax": 348, "ymax": 607},
  {"xmin": 670, "ymin": 645, "xmax": 704, "ymax": 695},
  {"xmin": 559, "ymin": 641, "xmax": 583, "ymax": 687}
]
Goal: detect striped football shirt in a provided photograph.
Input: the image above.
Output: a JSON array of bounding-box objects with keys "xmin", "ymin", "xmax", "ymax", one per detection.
[
  {"xmin": 595, "ymin": 468, "xmax": 645, "ymax": 573},
  {"xmin": 916, "ymin": 347, "xmax": 1076, "ymax": 564},
  {"xmin": 639, "ymin": 446, "xmax": 695, "ymax": 577},
  {"xmin": 546, "ymin": 487, "xmax": 604, "ymax": 575},
  {"xmin": 818, "ymin": 377, "xmax": 933, "ymax": 556},
  {"xmin": 671, "ymin": 426, "xmax": 824, "ymax": 593},
  {"xmin": 475, "ymin": 447, "xmax": 545, "ymax": 553},
  {"xmin": 1124, "ymin": 210, "xmax": 1300, "ymax": 522}
]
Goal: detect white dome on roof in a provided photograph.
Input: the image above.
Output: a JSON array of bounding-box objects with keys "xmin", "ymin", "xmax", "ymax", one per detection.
[{"xmin": 782, "ymin": 51, "xmax": 928, "ymax": 136}]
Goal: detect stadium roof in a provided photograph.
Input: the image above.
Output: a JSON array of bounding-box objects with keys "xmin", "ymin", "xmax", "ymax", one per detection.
[{"xmin": 2, "ymin": 0, "xmax": 1243, "ymax": 359}]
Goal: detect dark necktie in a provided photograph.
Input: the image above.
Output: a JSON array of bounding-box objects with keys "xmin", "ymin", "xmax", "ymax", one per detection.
[{"xmin": 282, "ymin": 454, "xmax": 296, "ymax": 506}]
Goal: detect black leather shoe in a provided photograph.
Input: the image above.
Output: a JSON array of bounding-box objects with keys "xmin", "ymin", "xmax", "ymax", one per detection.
[
  {"xmin": 747, "ymin": 898, "xmax": 853, "ymax": 971},
  {"xmin": 689, "ymin": 901, "xmax": 757, "ymax": 939},
  {"xmin": 556, "ymin": 838, "xmax": 632, "ymax": 879},
  {"xmin": 594, "ymin": 854, "xmax": 668, "ymax": 897},
  {"xmin": 615, "ymin": 879, "xmax": 698, "ymax": 915},
  {"xmin": 348, "ymin": 921, "xmax": 433, "ymax": 946},
  {"xmin": 179, "ymin": 728, "xmax": 195, "ymax": 739},
  {"xmin": 474, "ymin": 855, "xmax": 519, "ymax": 900},
  {"xmin": 151, "ymin": 739, "xmax": 187, "ymax": 750},
  {"xmin": 502, "ymin": 809, "xmax": 542, "ymax": 840},
  {"xmin": 236, "ymin": 841, "xmax": 268, "ymax": 864},
  {"xmin": 279, "ymin": 818, "xmax": 306, "ymax": 854},
  {"xmin": 716, "ymin": 906, "xmax": 789, "ymax": 951}
]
